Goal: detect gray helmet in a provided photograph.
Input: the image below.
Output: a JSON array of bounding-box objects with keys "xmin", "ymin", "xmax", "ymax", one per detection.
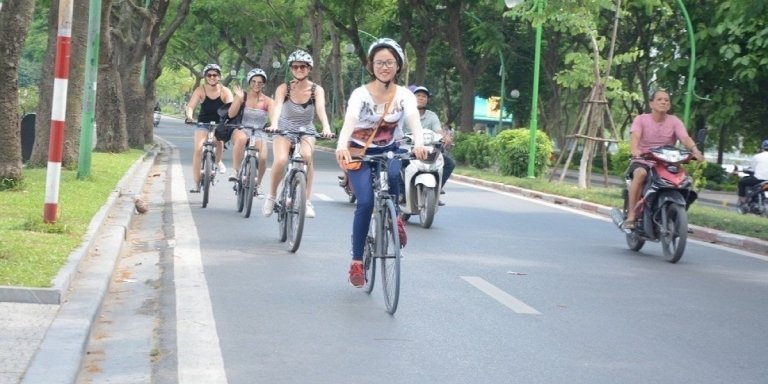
[
  {"xmin": 367, "ymin": 38, "xmax": 405, "ymax": 73},
  {"xmin": 287, "ymin": 50, "xmax": 314, "ymax": 68},
  {"xmin": 202, "ymin": 63, "xmax": 221, "ymax": 76},
  {"xmin": 247, "ymin": 68, "xmax": 268, "ymax": 83}
]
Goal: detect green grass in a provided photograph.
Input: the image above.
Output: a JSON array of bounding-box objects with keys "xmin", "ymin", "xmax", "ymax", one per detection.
[{"xmin": 0, "ymin": 150, "xmax": 143, "ymax": 287}]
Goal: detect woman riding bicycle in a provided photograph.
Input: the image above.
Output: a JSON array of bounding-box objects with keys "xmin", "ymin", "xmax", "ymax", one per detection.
[
  {"xmin": 226, "ymin": 68, "xmax": 274, "ymax": 197},
  {"xmin": 263, "ymin": 50, "xmax": 334, "ymax": 218},
  {"xmin": 335, "ymin": 38, "xmax": 428, "ymax": 288},
  {"xmin": 184, "ymin": 63, "xmax": 234, "ymax": 192}
]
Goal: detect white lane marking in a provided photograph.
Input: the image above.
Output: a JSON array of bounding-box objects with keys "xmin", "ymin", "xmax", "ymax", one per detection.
[
  {"xmin": 170, "ymin": 146, "xmax": 229, "ymax": 384},
  {"xmin": 315, "ymin": 193, "xmax": 333, "ymax": 201},
  {"xmin": 461, "ymin": 276, "xmax": 541, "ymax": 315}
]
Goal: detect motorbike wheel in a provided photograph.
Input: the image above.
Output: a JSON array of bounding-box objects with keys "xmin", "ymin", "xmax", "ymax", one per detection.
[
  {"xmin": 625, "ymin": 231, "xmax": 645, "ymax": 252},
  {"xmin": 418, "ymin": 186, "xmax": 437, "ymax": 229},
  {"xmin": 660, "ymin": 203, "xmax": 688, "ymax": 263}
]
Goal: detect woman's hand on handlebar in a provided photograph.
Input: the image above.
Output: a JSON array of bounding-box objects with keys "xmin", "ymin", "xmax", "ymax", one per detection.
[{"xmin": 320, "ymin": 130, "xmax": 336, "ymax": 139}]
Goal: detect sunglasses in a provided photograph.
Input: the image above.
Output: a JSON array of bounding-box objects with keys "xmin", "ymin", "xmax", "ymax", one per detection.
[
  {"xmin": 290, "ymin": 64, "xmax": 309, "ymax": 71},
  {"xmin": 206, "ymin": 73, "xmax": 220, "ymax": 78}
]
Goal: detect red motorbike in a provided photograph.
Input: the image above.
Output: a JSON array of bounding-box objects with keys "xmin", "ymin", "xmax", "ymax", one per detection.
[{"xmin": 611, "ymin": 145, "xmax": 700, "ymax": 263}]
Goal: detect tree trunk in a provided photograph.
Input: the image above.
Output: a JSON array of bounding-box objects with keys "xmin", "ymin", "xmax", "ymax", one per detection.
[
  {"xmin": 0, "ymin": 0, "xmax": 35, "ymax": 181},
  {"xmin": 30, "ymin": 0, "xmax": 88, "ymax": 168},
  {"xmin": 443, "ymin": 2, "xmax": 481, "ymax": 133},
  {"xmin": 95, "ymin": 0, "xmax": 129, "ymax": 152}
]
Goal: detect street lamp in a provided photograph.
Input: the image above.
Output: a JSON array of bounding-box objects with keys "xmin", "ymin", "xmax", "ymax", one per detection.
[
  {"xmin": 509, "ymin": 89, "xmax": 520, "ymax": 127},
  {"xmin": 506, "ymin": 0, "xmax": 543, "ymax": 178}
]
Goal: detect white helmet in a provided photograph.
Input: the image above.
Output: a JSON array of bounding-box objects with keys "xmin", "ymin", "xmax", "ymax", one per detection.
[
  {"xmin": 247, "ymin": 68, "xmax": 268, "ymax": 83},
  {"xmin": 367, "ymin": 38, "xmax": 405, "ymax": 73},
  {"xmin": 287, "ymin": 50, "xmax": 314, "ymax": 68},
  {"xmin": 412, "ymin": 86, "xmax": 430, "ymax": 97},
  {"xmin": 202, "ymin": 63, "xmax": 221, "ymax": 76}
]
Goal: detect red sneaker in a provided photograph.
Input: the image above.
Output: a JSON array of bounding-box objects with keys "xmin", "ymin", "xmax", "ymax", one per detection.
[
  {"xmin": 348, "ymin": 263, "xmax": 365, "ymax": 288},
  {"xmin": 397, "ymin": 216, "xmax": 407, "ymax": 248}
]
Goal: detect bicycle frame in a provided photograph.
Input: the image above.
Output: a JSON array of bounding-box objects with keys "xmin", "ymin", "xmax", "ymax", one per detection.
[
  {"xmin": 235, "ymin": 125, "xmax": 264, "ymax": 217},
  {"xmin": 358, "ymin": 150, "xmax": 410, "ymax": 314},
  {"xmin": 274, "ymin": 128, "xmax": 320, "ymax": 253}
]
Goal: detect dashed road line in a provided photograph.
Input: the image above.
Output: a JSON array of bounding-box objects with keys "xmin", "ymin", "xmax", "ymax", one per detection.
[{"xmin": 461, "ymin": 276, "xmax": 541, "ymax": 315}]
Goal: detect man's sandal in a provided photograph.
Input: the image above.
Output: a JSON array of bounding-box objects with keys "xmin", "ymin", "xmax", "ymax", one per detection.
[{"xmin": 621, "ymin": 220, "xmax": 636, "ymax": 230}]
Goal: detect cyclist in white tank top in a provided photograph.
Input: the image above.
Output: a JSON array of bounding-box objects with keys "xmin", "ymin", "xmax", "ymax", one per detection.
[
  {"xmin": 227, "ymin": 68, "xmax": 274, "ymax": 191},
  {"xmin": 263, "ymin": 50, "xmax": 334, "ymax": 219}
]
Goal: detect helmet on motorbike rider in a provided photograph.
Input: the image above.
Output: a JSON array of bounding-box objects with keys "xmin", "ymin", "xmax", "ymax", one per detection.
[
  {"xmin": 202, "ymin": 63, "xmax": 222, "ymax": 77},
  {"xmin": 412, "ymin": 86, "xmax": 430, "ymax": 97},
  {"xmin": 287, "ymin": 50, "xmax": 314, "ymax": 69},
  {"xmin": 762, "ymin": 139, "xmax": 768, "ymax": 150},
  {"xmin": 367, "ymin": 38, "xmax": 405, "ymax": 75},
  {"xmin": 246, "ymin": 68, "xmax": 268, "ymax": 84}
]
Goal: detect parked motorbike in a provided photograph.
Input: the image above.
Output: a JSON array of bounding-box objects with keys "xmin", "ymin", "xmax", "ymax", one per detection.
[
  {"xmin": 399, "ymin": 130, "xmax": 444, "ymax": 228},
  {"xmin": 737, "ymin": 170, "xmax": 768, "ymax": 216},
  {"xmin": 610, "ymin": 145, "xmax": 699, "ymax": 263}
]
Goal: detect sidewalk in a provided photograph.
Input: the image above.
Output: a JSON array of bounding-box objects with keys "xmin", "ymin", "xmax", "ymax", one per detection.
[
  {"xmin": 0, "ymin": 143, "xmax": 763, "ymax": 384},
  {"xmin": 0, "ymin": 143, "xmax": 159, "ymax": 384}
]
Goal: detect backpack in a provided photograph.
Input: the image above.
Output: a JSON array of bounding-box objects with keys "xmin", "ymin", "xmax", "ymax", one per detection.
[{"xmin": 214, "ymin": 93, "xmax": 247, "ymax": 142}]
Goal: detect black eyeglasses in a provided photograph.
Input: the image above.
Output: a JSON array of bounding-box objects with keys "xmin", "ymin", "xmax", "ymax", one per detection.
[
  {"xmin": 206, "ymin": 73, "xmax": 220, "ymax": 78},
  {"xmin": 290, "ymin": 64, "xmax": 309, "ymax": 71}
]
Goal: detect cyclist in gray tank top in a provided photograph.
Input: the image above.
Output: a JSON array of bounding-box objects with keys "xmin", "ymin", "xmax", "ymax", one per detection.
[
  {"xmin": 263, "ymin": 50, "xmax": 334, "ymax": 219},
  {"xmin": 226, "ymin": 68, "xmax": 274, "ymax": 193}
]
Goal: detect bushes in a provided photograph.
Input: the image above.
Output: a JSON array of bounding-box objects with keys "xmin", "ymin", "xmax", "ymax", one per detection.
[
  {"xmin": 453, "ymin": 128, "xmax": 553, "ymax": 177},
  {"xmin": 453, "ymin": 132, "xmax": 492, "ymax": 169},
  {"xmin": 492, "ymin": 129, "xmax": 554, "ymax": 177}
]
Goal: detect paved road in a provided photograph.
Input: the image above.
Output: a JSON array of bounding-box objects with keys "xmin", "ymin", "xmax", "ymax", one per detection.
[{"xmin": 3, "ymin": 116, "xmax": 767, "ymax": 384}]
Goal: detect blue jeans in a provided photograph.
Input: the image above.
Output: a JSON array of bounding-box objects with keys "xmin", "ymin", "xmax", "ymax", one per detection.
[{"xmin": 348, "ymin": 144, "xmax": 402, "ymax": 260}]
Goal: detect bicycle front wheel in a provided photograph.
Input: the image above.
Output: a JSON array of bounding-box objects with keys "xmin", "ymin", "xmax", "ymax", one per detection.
[
  {"xmin": 379, "ymin": 198, "xmax": 401, "ymax": 314},
  {"xmin": 286, "ymin": 172, "xmax": 307, "ymax": 253},
  {"xmin": 202, "ymin": 151, "xmax": 213, "ymax": 208},
  {"xmin": 243, "ymin": 156, "xmax": 257, "ymax": 218},
  {"xmin": 363, "ymin": 214, "xmax": 377, "ymax": 294}
]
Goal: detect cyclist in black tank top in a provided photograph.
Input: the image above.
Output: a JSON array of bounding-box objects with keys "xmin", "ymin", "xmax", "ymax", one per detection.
[{"xmin": 184, "ymin": 64, "xmax": 234, "ymax": 192}]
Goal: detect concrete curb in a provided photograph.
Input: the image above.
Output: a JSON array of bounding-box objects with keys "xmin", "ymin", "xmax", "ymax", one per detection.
[
  {"xmin": 0, "ymin": 147, "xmax": 158, "ymax": 304},
  {"xmin": 452, "ymin": 174, "xmax": 768, "ymax": 255},
  {"xmin": 19, "ymin": 143, "xmax": 160, "ymax": 384}
]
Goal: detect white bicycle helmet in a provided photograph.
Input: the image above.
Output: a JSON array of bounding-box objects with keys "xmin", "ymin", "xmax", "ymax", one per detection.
[
  {"xmin": 287, "ymin": 50, "xmax": 314, "ymax": 68},
  {"xmin": 247, "ymin": 68, "xmax": 268, "ymax": 83},
  {"xmin": 367, "ymin": 38, "xmax": 405, "ymax": 73},
  {"xmin": 202, "ymin": 63, "xmax": 221, "ymax": 75}
]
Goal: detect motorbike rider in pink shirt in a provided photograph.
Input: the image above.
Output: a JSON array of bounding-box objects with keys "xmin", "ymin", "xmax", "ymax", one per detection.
[{"xmin": 624, "ymin": 89, "xmax": 704, "ymax": 229}]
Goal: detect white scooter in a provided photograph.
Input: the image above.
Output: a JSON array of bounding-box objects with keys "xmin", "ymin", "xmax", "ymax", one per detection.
[
  {"xmin": 400, "ymin": 130, "xmax": 444, "ymax": 228},
  {"xmin": 153, "ymin": 110, "xmax": 161, "ymax": 127}
]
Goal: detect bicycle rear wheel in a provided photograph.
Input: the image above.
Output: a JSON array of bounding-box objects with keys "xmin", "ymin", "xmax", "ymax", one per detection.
[
  {"xmin": 379, "ymin": 198, "xmax": 401, "ymax": 314},
  {"xmin": 202, "ymin": 151, "xmax": 213, "ymax": 208},
  {"xmin": 243, "ymin": 156, "xmax": 257, "ymax": 218},
  {"xmin": 363, "ymin": 215, "xmax": 377, "ymax": 293},
  {"xmin": 286, "ymin": 172, "xmax": 307, "ymax": 253}
]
